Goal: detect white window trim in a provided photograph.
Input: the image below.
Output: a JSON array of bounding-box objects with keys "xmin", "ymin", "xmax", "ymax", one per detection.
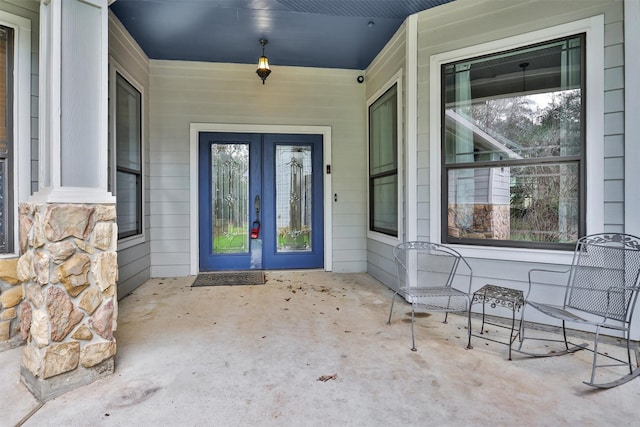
[
  {"xmin": 625, "ymin": 0, "xmax": 640, "ymax": 238},
  {"xmin": 0, "ymin": 11, "xmax": 30, "ymax": 258},
  {"xmin": 367, "ymin": 69, "xmax": 404, "ymax": 247},
  {"xmin": 109, "ymin": 58, "xmax": 146, "ymax": 250},
  {"xmin": 429, "ymin": 16, "xmax": 604, "ymax": 265}
]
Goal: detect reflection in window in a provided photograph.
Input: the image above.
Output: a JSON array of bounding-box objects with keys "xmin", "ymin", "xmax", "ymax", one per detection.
[{"xmin": 442, "ymin": 35, "xmax": 584, "ymax": 249}]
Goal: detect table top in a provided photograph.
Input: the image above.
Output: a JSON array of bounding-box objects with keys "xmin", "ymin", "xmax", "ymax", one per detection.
[{"xmin": 472, "ymin": 284, "xmax": 525, "ymax": 308}]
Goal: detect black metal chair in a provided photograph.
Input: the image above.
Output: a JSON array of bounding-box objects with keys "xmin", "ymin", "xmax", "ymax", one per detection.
[
  {"xmin": 387, "ymin": 241, "xmax": 472, "ymax": 351},
  {"xmin": 517, "ymin": 233, "xmax": 640, "ymax": 388}
]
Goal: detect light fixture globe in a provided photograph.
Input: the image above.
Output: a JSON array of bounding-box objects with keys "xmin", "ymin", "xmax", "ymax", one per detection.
[{"xmin": 256, "ymin": 39, "xmax": 271, "ymax": 84}]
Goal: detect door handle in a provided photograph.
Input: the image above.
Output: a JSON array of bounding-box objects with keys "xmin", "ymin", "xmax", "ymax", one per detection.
[
  {"xmin": 254, "ymin": 195, "xmax": 261, "ymax": 217},
  {"xmin": 251, "ymin": 221, "xmax": 261, "ymax": 239},
  {"xmin": 251, "ymin": 195, "xmax": 261, "ymax": 239}
]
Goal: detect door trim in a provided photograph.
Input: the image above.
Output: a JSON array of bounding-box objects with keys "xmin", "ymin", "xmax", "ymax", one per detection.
[{"xmin": 189, "ymin": 123, "xmax": 332, "ymax": 275}]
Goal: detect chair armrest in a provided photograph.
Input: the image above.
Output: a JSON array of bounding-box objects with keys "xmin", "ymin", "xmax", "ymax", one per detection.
[
  {"xmin": 526, "ymin": 268, "xmax": 571, "ymax": 300},
  {"xmin": 603, "ymin": 285, "xmax": 640, "ymax": 320}
]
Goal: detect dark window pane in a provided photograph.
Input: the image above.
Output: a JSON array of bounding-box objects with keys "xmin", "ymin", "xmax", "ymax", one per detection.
[
  {"xmin": 371, "ymin": 175, "xmax": 398, "ymax": 235},
  {"xmin": 447, "ymin": 163, "xmax": 579, "ymax": 244},
  {"xmin": 116, "ymin": 171, "xmax": 140, "ymax": 239},
  {"xmin": 444, "ymin": 36, "xmax": 583, "ymax": 165},
  {"xmin": 116, "ymin": 73, "xmax": 141, "ymax": 171},
  {"xmin": 369, "ymin": 85, "xmax": 397, "ymax": 175}
]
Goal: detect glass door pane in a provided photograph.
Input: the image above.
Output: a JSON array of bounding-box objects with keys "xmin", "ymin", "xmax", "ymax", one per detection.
[
  {"xmin": 275, "ymin": 145, "xmax": 312, "ymax": 252},
  {"xmin": 211, "ymin": 143, "xmax": 249, "ymax": 254}
]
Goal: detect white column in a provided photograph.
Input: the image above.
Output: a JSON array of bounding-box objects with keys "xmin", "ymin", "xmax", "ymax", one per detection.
[
  {"xmin": 625, "ymin": 0, "xmax": 640, "ymax": 237},
  {"xmin": 32, "ymin": 0, "xmax": 114, "ymax": 204},
  {"xmin": 405, "ymin": 14, "xmax": 418, "ymax": 242}
]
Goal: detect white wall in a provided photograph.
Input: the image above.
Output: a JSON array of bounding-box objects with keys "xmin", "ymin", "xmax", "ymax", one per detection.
[
  {"xmin": 108, "ymin": 12, "xmax": 151, "ymax": 296},
  {"xmin": 148, "ymin": 61, "xmax": 366, "ymax": 277}
]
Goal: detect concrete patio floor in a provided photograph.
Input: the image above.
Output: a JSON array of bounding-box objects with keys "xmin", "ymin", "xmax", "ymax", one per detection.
[{"xmin": 2, "ymin": 271, "xmax": 640, "ymax": 426}]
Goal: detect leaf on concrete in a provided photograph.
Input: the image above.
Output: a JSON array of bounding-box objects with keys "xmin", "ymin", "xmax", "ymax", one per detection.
[{"xmin": 317, "ymin": 373, "xmax": 338, "ymax": 382}]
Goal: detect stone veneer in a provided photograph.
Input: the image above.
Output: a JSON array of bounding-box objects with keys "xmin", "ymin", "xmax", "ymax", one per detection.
[
  {"xmin": 0, "ymin": 257, "xmax": 23, "ymax": 350},
  {"xmin": 448, "ymin": 204, "xmax": 510, "ymax": 240},
  {"xmin": 18, "ymin": 202, "xmax": 118, "ymax": 401}
]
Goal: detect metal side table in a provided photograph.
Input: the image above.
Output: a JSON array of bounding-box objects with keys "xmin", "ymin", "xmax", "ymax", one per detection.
[{"xmin": 466, "ymin": 284, "xmax": 525, "ymax": 360}]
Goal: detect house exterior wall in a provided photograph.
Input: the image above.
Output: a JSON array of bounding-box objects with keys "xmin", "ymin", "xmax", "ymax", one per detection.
[
  {"xmin": 413, "ymin": 0, "xmax": 634, "ymax": 335},
  {"xmin": 363, "ymin": 0, "xmax": 637, "ymax": 337},
  {"xmin": 418, "ymin": 0, "xmax": 624, "ymax": 333},
  {"xmin": 148, "ymin": 60, "xmax": 366, "ymax": 276},
  {"xmin": 108, "ymin": 13, "xmax": 151, "ymax": 296}
]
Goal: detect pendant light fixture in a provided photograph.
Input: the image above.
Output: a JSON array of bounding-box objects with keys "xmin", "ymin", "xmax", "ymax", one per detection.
[{"xmin": 256, "ymin": 39, "xmax": 271, "ymax": 84}]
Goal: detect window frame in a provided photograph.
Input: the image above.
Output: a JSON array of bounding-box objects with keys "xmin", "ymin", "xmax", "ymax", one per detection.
[
  {"xmin": 367, "ymin": 71, "xmax": 403, "ymax": 245},
  {"xmin": 109, "ymin": 61, "xmax": 145, "ymax": 249},
  {"xmin": 0, "ymin": 25, "xmax": 14, "ymax": 254},
  {"xmin": 441, "ymin": 33, "xmax": 586, "ymax": 251},
  {"xmin": 429, "ymin": 17, "xmax": 604, "ymax": 265},
  {"xmin": 0, "ymin": 11, "xmax": 30, "ymax": 258}
]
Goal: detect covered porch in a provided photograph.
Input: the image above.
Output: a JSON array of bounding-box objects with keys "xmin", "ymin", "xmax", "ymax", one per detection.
[{"xmin": 3, "ymin": 271, "xmax": 638, "ymax": 425}]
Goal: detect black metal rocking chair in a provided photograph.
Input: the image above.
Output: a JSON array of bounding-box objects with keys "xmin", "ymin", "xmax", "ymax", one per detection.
[{"xmin": 517, "ymin": 233, "xmax": 640, "ymax": 388}]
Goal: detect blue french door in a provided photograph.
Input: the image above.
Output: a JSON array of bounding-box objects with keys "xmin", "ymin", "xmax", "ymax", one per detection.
[{"xmin": 198, "ymin": 132, "xmax": 324, "ymax": 271}]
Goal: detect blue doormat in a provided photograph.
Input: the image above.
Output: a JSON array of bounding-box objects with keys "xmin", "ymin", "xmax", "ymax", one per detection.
[{"xmin": 191, "ymin": 271, "xmax": 265, "ymax": 287}]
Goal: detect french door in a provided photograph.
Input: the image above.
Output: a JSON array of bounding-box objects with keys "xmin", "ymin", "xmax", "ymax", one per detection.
[{"xmin": 198, "ymin": 132, "xmax": 324, "ymax": 271}]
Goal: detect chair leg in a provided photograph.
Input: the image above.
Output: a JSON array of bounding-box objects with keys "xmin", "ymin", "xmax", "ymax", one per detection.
[
  {"xmin": 466, "ymin": 302, "xmax": 473, "ymax": 350},
  {"xmin": 443, "ymin": 296, "xmax": 453, "ymax": 324},
  {"xmin": 517, "ymin": 304, "xmax": 528, "ymax": 351},
  {"xmin": 588, "ymin": 324, "xmax": 602, "ymax": 385},
  {"xmin": 410, "ymin": 305, "xmax": 417, "ymax": 352},
  {"xmin": 625, "ymin": 330, "xmax": 634, "ymax": 375},
  {"xmin": 583, "ymin": 326, "xmax": 640, "ymax": 388},
  {"xmin": 562, "ymin": 320, "xmax": 569, "ymax": 351},
  {"xmin": 387, "ymin": 292, "xmax": 399, "ymax": 325},
  {"xmin": 466, "ymin": 301, "xmax": 472, "ymax": 350},
  {"xmin": 508, "ymin": 302, "xmax": 517, "ymax": 361}
]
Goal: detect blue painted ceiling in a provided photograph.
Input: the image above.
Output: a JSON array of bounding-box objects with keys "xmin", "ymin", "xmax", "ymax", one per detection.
[{"xmin": 109, "ymin": 0, "xmax": 455, "ymax": 70}]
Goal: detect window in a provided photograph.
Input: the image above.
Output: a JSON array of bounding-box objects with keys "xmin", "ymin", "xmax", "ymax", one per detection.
[
  {"xmin": 441, "ymin": 35, "xmax": 585, "ymax": 250},
  {"xmin": 369, "ymin": 83, "xmax": 398, "ymax": 237},
  {"xmin": 0, "ymin": 25, "xmax": 13, "ymax": 254},
  {"xmin": 114, "ymin": 72, "xmax": 142, "ymax": 240}
]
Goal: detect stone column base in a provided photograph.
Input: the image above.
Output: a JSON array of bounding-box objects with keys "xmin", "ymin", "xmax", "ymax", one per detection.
[
  {"xmin": 18, "ymin": 202, "xmax": 118, "ymax": 402},
  {"xmin": 21, "ymin": 357, "xmax": 114, "ymax": 402}
]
